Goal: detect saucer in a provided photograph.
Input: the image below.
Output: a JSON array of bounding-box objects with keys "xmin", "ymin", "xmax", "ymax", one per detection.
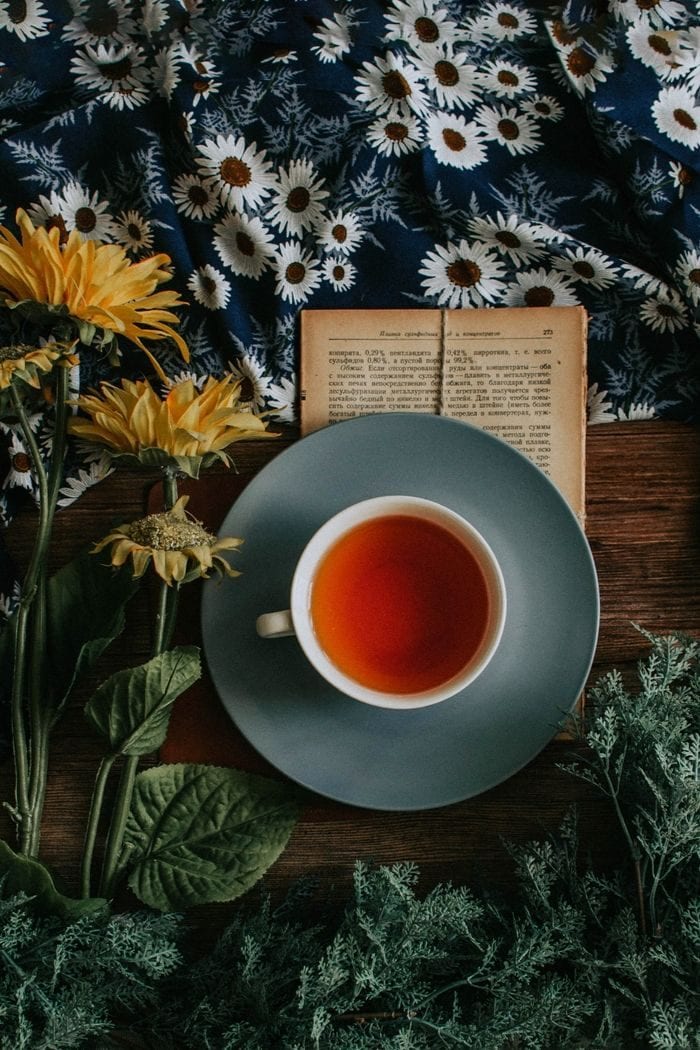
[{"xmin": 201, "ymin": 413, "xmax": 599, "ymax": 811}]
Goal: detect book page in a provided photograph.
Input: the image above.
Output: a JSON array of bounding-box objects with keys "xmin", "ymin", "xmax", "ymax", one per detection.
[{"xmin": 300, "ymin": 306, "xmax": 587, "ymax": 517}]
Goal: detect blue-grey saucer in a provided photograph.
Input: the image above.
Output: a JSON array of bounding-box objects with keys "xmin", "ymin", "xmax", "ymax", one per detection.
[{"xmin": 201, "ymin": 413, "xmax": 599, "ymax": 811}]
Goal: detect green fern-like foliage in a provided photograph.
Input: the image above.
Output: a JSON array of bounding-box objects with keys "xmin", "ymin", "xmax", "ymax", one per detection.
[{"xmin": 1, "ymin": 632, "xmax": 699, "ymax": 1048}]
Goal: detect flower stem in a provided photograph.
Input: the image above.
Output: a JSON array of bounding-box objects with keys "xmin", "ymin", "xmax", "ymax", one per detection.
[
  {"xmin": 99, "ymin": 468, "xmax": 180, "ymax": 898},
  {"xmin": 81, "ymin": 754, "xmax": 117, "ymax": 899}
]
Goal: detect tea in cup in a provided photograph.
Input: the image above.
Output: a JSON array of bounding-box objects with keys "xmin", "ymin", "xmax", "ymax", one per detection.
[{"xmin": 256, "ymin": 495, "xmax": 506, "ymax": 709}]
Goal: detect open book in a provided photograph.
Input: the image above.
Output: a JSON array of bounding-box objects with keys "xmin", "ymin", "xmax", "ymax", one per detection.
[{"xmin": 300, "ymin": 306, "xmax": 587, "ymax": 519}]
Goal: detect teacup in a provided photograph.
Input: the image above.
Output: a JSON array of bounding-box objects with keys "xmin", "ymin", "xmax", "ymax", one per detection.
[{"xmin": 256, "ymin": 495, "xmax": 506, "ymax": 709}]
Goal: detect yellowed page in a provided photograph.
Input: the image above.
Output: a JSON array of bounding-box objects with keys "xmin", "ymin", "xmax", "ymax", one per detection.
[{"xmin": 300, "ymin": 306, "xmax": 587, "ymax": 517}]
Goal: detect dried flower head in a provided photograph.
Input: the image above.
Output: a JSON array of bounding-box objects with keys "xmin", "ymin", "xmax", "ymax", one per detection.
[
  {"xmin": 68, "ymin": 374, "xmax": 275, "ymax": 477},
  {"xmin": 0, "ymin": 341, "xmax": 78, "ymax": 393},
  {"xmin": 0, "ymin": 209, "xmax": 188, "ymax": 375},
  {"xmin": 93, "ymin": 495, "xmax": 242, "ymax": 586}
]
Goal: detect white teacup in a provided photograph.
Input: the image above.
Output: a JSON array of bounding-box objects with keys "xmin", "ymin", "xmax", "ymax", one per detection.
[{"xmin": 256, "ymin": 495, "xmax": 506, "ymax": 710}]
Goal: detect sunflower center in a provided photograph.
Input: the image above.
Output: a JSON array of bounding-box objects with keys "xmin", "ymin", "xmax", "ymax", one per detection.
[
  {"xmin": 235, "ymin": 230, "xmax": 256, "ymax": 256},
  {"xmin": 98, "ymin": 55, "xmax": 133, "ymax": 81},
  {"xmin": 75, "ymin": 207, "xmax": 97, "ymax": 233},
  {"xmin": 220, "ymin": 156, "xmax": 252, "ymax": 188},
  {"xmin": 573, "ymin": 260, "xmax": 595, "ymax": 279},
  {"xmin": 442, "ymin": 127, "xmax": 466, "ymax": 151},
  {"xmin": 285, "ymin": 261, "xmax": 306, "ymax": 285},
  {"xmin": 498, "ymin": 69, "xmax": 519, "ymax": 87},
  {"xmin": 385, "ymin": 121, "xmax": 409, "ymax": 142},
  {"xmin": 496, "ymin": 230, "xmax": 521, "ymax": 249},
  {"xmin": 287, "ymin": 186, "xmax": 310, "ymax": 213},
  {"xmin": 447, "ymin": 259, "xmax": 481, "ymax": 288},
  {"xmin": 567, "ymin": 47, "xmax": 595, "ymax": 78},
  {"xmin": 673, "ymin": 107, "xmax": 697, "ymax": 131},
  {"xmin": 0, "ymin": 343, "xmax": 34, "ymax": 362},
  {"xmin": 524, "ymin": 286, "xmax": 555, "ymax": 306},
  {"xmin": 414, "ymin": 16, "xmax": 439, "ymax": 42},
  {"xmin": 8, "ymin": 0, "xmax": 27, "ymax": 23},
  {"xmin": 435, "ymin": 60, "xmax": 459, "ymax": 86},
  {"xmin": 383, "ymin": 70, "xmax": 411, "ymax": 100},
  {"xmin": 332, "ymin": 223, "xmax": 348, "ymax": 243},
  {"xmin": 130, "ymin": 512, "xmax": 214, "ymax": 551},
  {"xmin": 498, "ymin": 118, "xmax": 519, "ymax": 141}
]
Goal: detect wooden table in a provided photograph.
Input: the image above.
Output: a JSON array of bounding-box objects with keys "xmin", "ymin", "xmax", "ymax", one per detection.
[{"xmin": 1, "ymin": 419, "xmax": 699, "ymax": 927}]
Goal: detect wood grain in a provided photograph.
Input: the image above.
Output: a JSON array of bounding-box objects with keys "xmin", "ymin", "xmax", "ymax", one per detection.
[{"xmin": 1, "ymin": 419, "xmax": 698, "ymax": 924}]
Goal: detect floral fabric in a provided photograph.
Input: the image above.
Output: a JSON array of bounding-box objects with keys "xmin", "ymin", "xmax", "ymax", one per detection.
[{"xmin": 0, "ymin": 0, "xmax": 698, "ymax": 525}]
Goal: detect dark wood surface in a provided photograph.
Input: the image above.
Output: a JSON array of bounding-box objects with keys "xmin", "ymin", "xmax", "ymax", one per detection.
[{"xmin": 1, "ymin": 419, "xmax": 699, "ymax": 924}]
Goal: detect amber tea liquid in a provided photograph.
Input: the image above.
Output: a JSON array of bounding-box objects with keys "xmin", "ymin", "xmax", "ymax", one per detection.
[{"xmin": 310, "ymin": 514, "xmax": 490, "ymax": 695}]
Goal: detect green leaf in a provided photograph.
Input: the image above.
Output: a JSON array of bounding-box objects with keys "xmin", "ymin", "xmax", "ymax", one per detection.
[
  {"xmin": 46, "ymin": 549, "xmax": 139, "ymax": 711},
  {"xmin": 0, "ymin": 839, "xmax": 108, "ymax": 920},
  {"xmin": 124, "ymin": 765, "xmax": 299, "ymax": 911},
  {"xmin": 84, "ymin": 646, "xmax": 201, "ymax": 756}
]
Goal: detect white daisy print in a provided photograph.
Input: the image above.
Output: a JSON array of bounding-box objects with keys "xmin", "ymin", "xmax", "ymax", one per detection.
[
  {"xmin": 228, "ymin": 355, "xmax": 273, "ymax": 411},
  {"xmin": 476, "ymin": 3, "xmax": 537, "ymax": 41},
  {"xmin": 355, "ymin": 53, "xmax": 431, "ymax": 118},
  {"xmin": 468, "ymin": 212, "xmax": 547, "ymax": 267},
  {"xmin": 262, "ymin": 48, "xmax": 298, "ymax": 65},
  {"xmin": 62, "ymin": 0, "xmax": 135, "ymax": 46},
  {"xmin": 675, "ymin": 249, "xmax": 700, "ymax": 306},
  {"xmin": 626, "ymin": 25, "xmax": 689, "ymax": 79},
  {"xmin": 311, "ymin": 12, "xmax": 352, "ymax": 63},
  {"xmin": 57, "ymin": 460, "xmax": 113, "ymax": 509},
  {"xmin": 70, "ymin": 42, "xmax": 151, "ymax": 109},
  {"xmin": 587, "ymin": 383, "xmax": 616, "ymax": 424},
  {"xmin": 196, "ymin": 134, "xmax": 277, "ymax": 213},
  {"xmin": 652, "ymin": 86, "xmax": 700, "ymax": 148},
  {"xmin": 316, "ymin": 210, "xmax": 364, "ymax": 255},
  {"xmin": 384, "ymin": 0, "xmax": 459, "ymax": 50},
  {"xmin": 213, "ymin": 212, "xmax": 276, "ymax": 279},
  {"xmin": 112, "ymin": 210, "xmax": 153, "ymax": 256},
  {"xmin": 426, "ymin": 112, "xmax": 488, "ymax": 169},
  {"xmin": 267, "ymin": 159, "xmax": 329, "ymax": 238},
  {"xmin": 366, "ymin": 113, "xmax": 423, "ymax": 156},
  {"xmin": 58, "ymin": 181, "xmax": 116, "ymax": 241},
  {"xmin": 141, "ymin": 0, "xmax": 168, "ymax": 34},
  {"xmin": 172, "ymin": 173, "xmax": 220, "ymax": 220},
  {"xmin": 267, "ymin": 375, "xmax": 296, "ymax": 423},
  {"xmin": 520, "ymin": 94, "xmax": 564, "ymax": 121},
  {"xmin": 608, "ymin": 0, "xmax": 688, "ymax": 29},
  {"xmin": 324, "ymin": 257, "xmax": 357, "ymax": 291},
  {"xmin": 153, "ymin": 45, "xmax": 182, "ymax": 99},
  {"xmin": 552, "ymin": 246, "xmax": 618, "ymax": 289},
  {"xmin": 409, "ymin": 48, "xmax": 480, "ymax": 110},
  {"xmin": 27, "ymin": 192, "xmax": 67, "ymax": 240},
  {"xmin": 477, "ymin": 60, "xmax": 537, "ymax": 98},
  {"xmin": 616, "ymin": 402, "xmax": 657, "ymax": 421},
  {"xmin": 273, "ymin": 243, "xmax": 323, "ymax": 305},
  {"xmin": 639, "ymin": 289, "xmax": 688, "ymax": 332},
  {"xmin": 562, "ymin": 43, "xmax": 615, "ymax": 95},
  {"xmin": 419, "ymin": 240, "xmax": 507, "ymax": 308},
  {"xmin": 3, "ymin": 433, "xmax": 38, "ymax": 498},
  {"xmin": 0, "ymin": 0, "xmax": 49, "ymax": 40},
  {"xmin": 475, "ymin": 104, "xmax": 541, "ymax": 155},
  {"xmin": 187, "ymin": 264, "xmax": 231, "ymax": 310},
  {"xmin": 620, "ymin": 263, "xmax": 668, "ymax": 295},
  {"xmin": 504, "ymin": 268, "xmax": 580, "ymax": 307},
  {"xmin": 669, "ymin": 160, "xmax": 693, "ymax": 198}
]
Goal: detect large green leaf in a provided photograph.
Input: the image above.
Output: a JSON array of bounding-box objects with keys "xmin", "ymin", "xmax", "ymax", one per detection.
[
  {"xmin": 124, "ymin": 765, "xmax": 299, "ymax": 911},
  {"xmin": 46, "ymin": 549, "xmax": 139, "ymax": 710},
  {"xmin": 0, "ymin": 839, "xmax": 108, "ymax": 920},
  {"xmin": 84, "ymin": 646, "xmax": 201, "ymax": 757}
]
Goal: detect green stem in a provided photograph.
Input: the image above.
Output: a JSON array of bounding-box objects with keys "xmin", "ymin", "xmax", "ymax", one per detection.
[
  {"xmin": 22, "ymin": 366, "xmax": 71, "ymax": 858},
  {"xmin": 10, "ymin": 386, "xmax": 51, "ymax": 856},
  {"xmin": 81, "ymin": 754, "xmax": 117, "ymax": 899},
  {"xmin": 99, "ymin": 468, "xmax": 180, "ymax": 899}
]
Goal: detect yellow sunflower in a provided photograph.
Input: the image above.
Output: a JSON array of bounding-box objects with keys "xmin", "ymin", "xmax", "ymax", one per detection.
[
  {"xmin": 0, "ymin": 341, "xmax": 78, "ymax": 392},
  {"xmin": 0, "ymin": 209, "xmax": 188, "ymax": 375},
  {"xmin": 93, "ymin": 495, "xmax": 242, "ymax": 586},
  {"xmin": 68, "ymin": 373, "xmax": 276, "ymax": 477}
]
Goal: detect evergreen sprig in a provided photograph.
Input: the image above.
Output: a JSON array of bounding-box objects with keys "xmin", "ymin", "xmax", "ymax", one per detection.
[{"xmin": 1, "ymin": 632, "xmax": 698, "ymax": 1049}]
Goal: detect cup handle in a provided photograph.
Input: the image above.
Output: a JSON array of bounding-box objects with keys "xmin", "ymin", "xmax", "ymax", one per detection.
[{"xmin": 256, "ymin": 610, "xmax": 295, "ymax": 638}]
